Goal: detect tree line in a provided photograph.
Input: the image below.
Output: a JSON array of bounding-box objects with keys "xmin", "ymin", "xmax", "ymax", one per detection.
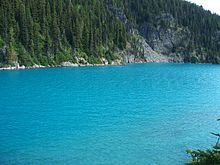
[
  {"xmin": 0, "ymin": 0, "xmax": 127, "ymax": 66},
  {"xmin": 0, "ymin": 0, "xmax": 220, "ymax": 66}
]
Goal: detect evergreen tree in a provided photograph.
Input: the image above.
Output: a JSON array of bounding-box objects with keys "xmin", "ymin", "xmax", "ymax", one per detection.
[{"xmin": 6, "ymin": 27, "xmax": 17, "ymax": 65}]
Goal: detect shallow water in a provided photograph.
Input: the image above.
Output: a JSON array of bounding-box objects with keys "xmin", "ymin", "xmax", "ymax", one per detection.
[{"xmin": 0, "ymin": 63, "xmax": 219, "ymax": 165}]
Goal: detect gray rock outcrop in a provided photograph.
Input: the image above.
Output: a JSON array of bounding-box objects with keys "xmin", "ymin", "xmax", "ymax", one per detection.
[{"xmin": 139, "ymin": 13, "xmax": 190, "ymax": 56}]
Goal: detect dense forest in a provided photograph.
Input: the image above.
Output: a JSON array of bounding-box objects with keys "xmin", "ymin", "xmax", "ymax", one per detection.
[
  {"xmin": 0, "ymin": 0, "xmax": 127, "ymax": 66},
  {"xmin": 0, "ymin": 0, "xmax": 220, "ymax": 67}
]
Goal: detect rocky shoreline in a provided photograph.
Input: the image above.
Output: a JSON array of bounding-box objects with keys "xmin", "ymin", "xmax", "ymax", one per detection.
[{"xmin": 0, "ymin": 61, "xmax": 124, "ymax": 71}]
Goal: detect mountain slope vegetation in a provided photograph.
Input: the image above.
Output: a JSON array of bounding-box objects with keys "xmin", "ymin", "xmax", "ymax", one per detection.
[{"xmin": 0, "ymin": 0, "xmax": 220, "ymax": 67}]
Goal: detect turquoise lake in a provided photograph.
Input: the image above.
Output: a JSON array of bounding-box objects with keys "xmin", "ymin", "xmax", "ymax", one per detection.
[{"xmin": 0, "ymin": 63, "xmax": 220, "ymax": 165}]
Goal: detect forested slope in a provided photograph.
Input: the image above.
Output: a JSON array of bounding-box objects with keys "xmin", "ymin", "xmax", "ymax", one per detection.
[
  {"xmin": 0, "ymin": 0, "xmax": 127, "ymax": 67},
  {"xmin": 0, "ymin": 0, "xmax": 220, "ymax": 67}
]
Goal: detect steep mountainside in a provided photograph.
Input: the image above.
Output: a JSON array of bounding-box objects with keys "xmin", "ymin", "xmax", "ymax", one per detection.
[
  {"xmin": 112, "ymin": 0, "xmax": 220, "ymax": 63},
  {"xmin": 0, "ymin": 0, "xmax": 220, "ymax": 68}
]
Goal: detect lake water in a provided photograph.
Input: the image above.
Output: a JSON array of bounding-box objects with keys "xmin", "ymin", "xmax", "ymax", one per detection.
[{"xmin": 0, "ymin": 63, "xmax": 220, "ymax": 165}]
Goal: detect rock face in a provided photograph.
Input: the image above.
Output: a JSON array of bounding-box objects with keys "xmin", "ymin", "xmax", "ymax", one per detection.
[
  {"xmin": 139, "ymin": 13, "xmax": 190, "ymax": 57},
  {"xmin": 214, "ymin": 31, "xmax": 220, "ymax": 48},
  {"xmin": 110, "ymin": 5, "xmax": 191, "ymax": 63},
  {"xmin": 107, "ymin": 3, "xmax": 127, "ymax": 24},
  {"xmin": 122, "ymin": 30, "xmax": 170, "ymax": 63},
  {"xmin": 61, "ymin": 62, "xmax": 78, "ymax": 67},
  {"xmin": 101, "ymin": 58, "xmax": 109, "ymax": 65},
  {"xmin": 132, "ymin": 30, "xmax": 170, "ymax": 62},
  {"xmin": 31, "ymin": 64, "xmax": 46, "ymax": 68}
]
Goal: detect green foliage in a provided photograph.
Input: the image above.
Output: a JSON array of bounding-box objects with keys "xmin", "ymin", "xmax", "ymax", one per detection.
[
  {"xmin": 55, "ymin": 48, "xmax": 74, "ymax": 65},
  {"xmin": 187, "ymin": 119, "xmax": 220, "ymax": 165},
  {"xmin": 0, "ymin": 0, "xmax": 220, "ymax": 66},
  {"xmin": 96, "ymin": 46, "xmax": 119, "ymax": 63},
  {"xmin": 0, "ymin": 0, "xmax": 126, "ymax": 66},
  {"xmin": 186, "ymin": 149, "xmax": 220, "ymax": 165},
  {"xmin": 0, "ymin": 37, "xmax": 4, "ymax": 47},
  {"xmin": 75, "ymin": 49, "xmax": 89, "ymax": 62},
  {"xmin": 6, "ymin": 28, "xmax": 18, "ymax": 65},
  {"xmin": 16, "ymin": 43, "xmax": 34, "ymax": 67}
]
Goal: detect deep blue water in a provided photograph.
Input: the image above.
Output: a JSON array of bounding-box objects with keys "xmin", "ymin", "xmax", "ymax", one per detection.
[{"xmin": 0, "ymin": 63, "xmax": 220, "ymax": 165}]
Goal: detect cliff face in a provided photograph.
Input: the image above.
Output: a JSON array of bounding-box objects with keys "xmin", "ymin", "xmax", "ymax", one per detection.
[
  {"xmin": 215, "ymin": 31, "xmax": 220, "ymax": 48},
  {"xmin": 109, "ymin": 0, "xmax": 220, "ymax": 64},
  {"xmin": 122, "ymin": 29, "xmax": 171, "ymax": 63},
  {"xmin": 114, "ymin": 8, "xmax": 191, "ymax": 63},
  {"xmin": 139, "ymin": 14, "xmax": 190, "ymax": 57}
]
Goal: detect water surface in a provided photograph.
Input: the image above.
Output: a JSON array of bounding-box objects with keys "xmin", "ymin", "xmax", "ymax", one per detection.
[{"xmin": 0, "ymin": 63, "xmax": 219, "ymax": 165}]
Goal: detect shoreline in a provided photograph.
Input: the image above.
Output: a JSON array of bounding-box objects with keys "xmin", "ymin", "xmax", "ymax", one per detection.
[
  {"xmin": 0, "ymin": 61, "xmax": 216, "ymax": 71},
  {"xmin": 0, "ymin": 62, "xmax": 125, "ymax": 71}
]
